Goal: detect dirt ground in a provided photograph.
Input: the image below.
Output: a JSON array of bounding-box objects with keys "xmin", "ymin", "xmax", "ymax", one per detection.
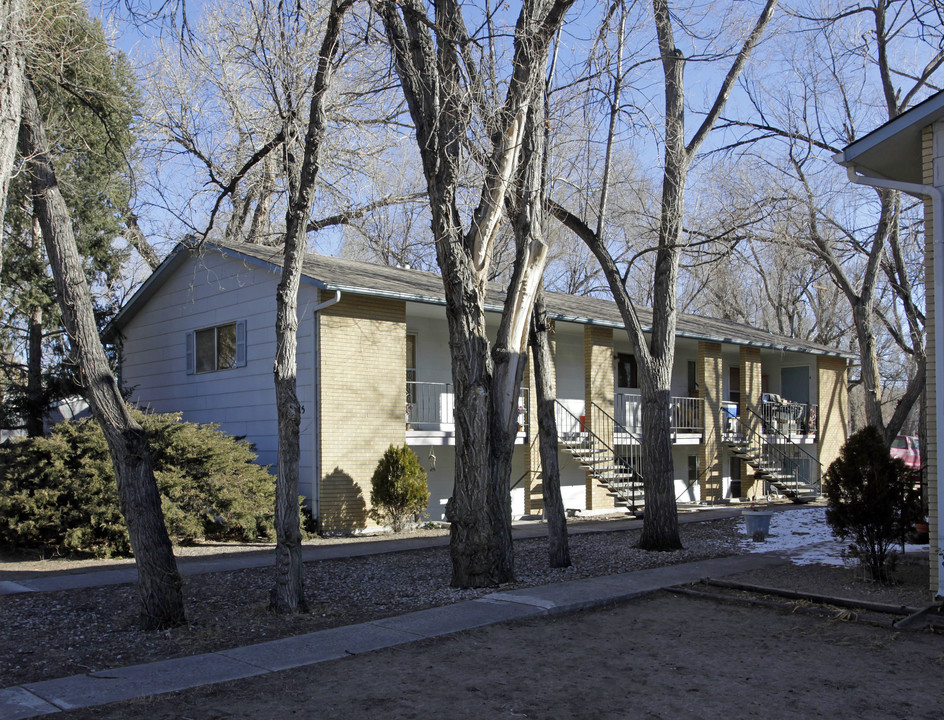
[
  {"xmin": 56, "ymin": 588, "xmax": 944, "ymax": 720},
  {"xmin": 2, "ymin": 518, "xmax": 746, "ymax": 687},
  {"xmin": 5, "ymin": 512, "xmax": 943, "ymax": 718}
]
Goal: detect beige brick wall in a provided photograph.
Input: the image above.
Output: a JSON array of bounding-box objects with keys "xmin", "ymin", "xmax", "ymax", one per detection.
[
  {"xmin": 924, "ymin": 124, "xmax": 939, "ymax": 595},
  {"xmin": 584, "ymin": 325, "xmax": 615, "ymax": 510},
  {"xmin": 698, "ymin": 342, "xmax": 724, "ymax": 500},
  {"xmin": 817, "ymin": 356, "xmax": 848, "ymax": 477},
  {"xmin": 318, "ymin": 292, "xmax": 406, "ymax": 532},
  {"xmin": 522, "ymin": 351, "xmax": 542, "ymax": 515},
  {"xmin": 740, "ymin": 346, "xmax": 763, "ymax": 498}
]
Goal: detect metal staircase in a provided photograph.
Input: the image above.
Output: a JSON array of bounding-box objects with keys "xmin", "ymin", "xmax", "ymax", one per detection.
[
  {"xmin": 554, "ymin": 400, "xmax": 645, "ymax": 512},
  {"xmin": 724, "ymin": 408, "xmax": 822, "ymax": 502}
]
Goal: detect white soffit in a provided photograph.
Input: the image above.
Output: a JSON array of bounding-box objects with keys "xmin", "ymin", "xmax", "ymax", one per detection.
[{"xmin": 834, "ymin": 91, "xmax": 944, "ymax": 183}]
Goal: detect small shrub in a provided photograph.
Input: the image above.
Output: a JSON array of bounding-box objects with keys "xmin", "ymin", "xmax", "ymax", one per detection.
[
  {"xmin": 369, "ymin": 444, "xmax": 429, "ymax": 532},
  {"xmin": 823, "ymin": 425, "xmax": 921, "ymax": 583},
  {"xmin": 0, "ymin": 411, "xmax": 276, "ymax": 557}
]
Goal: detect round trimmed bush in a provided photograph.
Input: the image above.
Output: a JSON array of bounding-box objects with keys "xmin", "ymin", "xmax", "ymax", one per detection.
[{"xmin": 368, "ymin": 444, "xmax": 429, "ymax": 532}]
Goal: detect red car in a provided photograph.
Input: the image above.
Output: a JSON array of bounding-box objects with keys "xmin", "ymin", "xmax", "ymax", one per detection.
[{"xmin": 890, "ymin": 435, "xmax": 921, "ymax": 469}]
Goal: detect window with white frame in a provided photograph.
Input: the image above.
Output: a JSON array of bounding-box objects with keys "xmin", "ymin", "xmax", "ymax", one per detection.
[{"xmin": 186, "ymin": 321, "xmax": 247, "ymax": 374}]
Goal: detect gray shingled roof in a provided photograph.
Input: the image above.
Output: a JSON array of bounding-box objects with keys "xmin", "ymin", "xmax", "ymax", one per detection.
[{"xmin": 210, "ymin": 240, "xmax": 851, "ymax": 358}]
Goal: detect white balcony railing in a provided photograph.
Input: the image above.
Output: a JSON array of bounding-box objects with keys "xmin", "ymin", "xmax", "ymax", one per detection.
[
  {"xmin": 406, "ymin": 381, "xmax": 528, "ymax": 431},
  {"xmin": 406, "ymin": 381, "xmax": 453, "ymax": 427},
  {"xmin": 615, "ymin": 391, "xmax": 704, "ymax": 435},
  {"xmin": 761, "ymin": 401, "xmax": 818, "ymax": 436},
  {"xmin": 723, "ymin": 400, "xmax": 818, "ymax": 438}
]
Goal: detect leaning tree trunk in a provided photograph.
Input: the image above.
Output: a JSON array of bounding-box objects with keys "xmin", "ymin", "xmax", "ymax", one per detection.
[
  {"xmin": 0, "ymin": 0, "xmax": 25, "ymax": 270},
  {"xmin": 530, "ymin": 290, "xmax": 570, "ymax": 567},
  {"xmin": 20, "ymin": 81, "xmax": 185, "ymax": 629}
]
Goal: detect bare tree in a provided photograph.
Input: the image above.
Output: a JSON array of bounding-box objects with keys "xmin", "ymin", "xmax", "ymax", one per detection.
[
  {"xmin": 140, "ymin": 0, "xmax": 411, "ymax": 253},
  {"xmin": 551, "ymin": 0, "xmax": 778, "ymax": 550},
  {"xmin": 269, "ymin": 0, "xmax": 353, "ymax": 614},
  {"xmin": 378, "ymin": 0, "xmax": 574, "ymax": 586},
  {"xmin": 717, "ymin": 0, "xmax": 942, "ymax": 444},
  {"xmin": 510, "ymin": 82, "xmax": 570, "ymax": 568},
  {"xmin": 19, "ymin": 80, "xmax": 185, "ymax": 629},
  {"xmin": 0, "ymin": 0, "xmax": 26, "ymax": 273}
]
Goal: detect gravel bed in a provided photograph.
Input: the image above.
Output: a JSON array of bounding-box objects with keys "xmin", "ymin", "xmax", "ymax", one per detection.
[
  {"xmin": 2, "ymin": 516, "xmax": 936, "ymax": 690},
  {"xmin": 2, "ymin": 519, "xmax": 740, "ymax": 687}
]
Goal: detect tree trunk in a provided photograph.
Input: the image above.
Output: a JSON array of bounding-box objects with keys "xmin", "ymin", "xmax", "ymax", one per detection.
[
  {"xmin": 0, "ymin": 0, "xmax": 25, "ymax": 268},
  {"xmin": 19, "ymin": 81, "xmax": 185, "ymax": 630},
  {"xmin": 637, "ymin": 1, "xmax": 687, "ymax": 550},
  {"xmin": 269, "ymin": 0, "xmax": 351, "ymax": 613},
  {"xmin": 638, "ymin": 361, "xmax": 681, "ymax": 549},
  {"xmin": 271, "ymin": 274, "xmax": 306, "ymax": 612},
  {"xmin": 380, "ymin": 0, "xmax": 573, "ymax": 587},
  {"xmin": 123, "ymin": 212, "xmax": 162, "ymax": 271},
  {"xmin": 530, "ymin": 291, "xmax": 570, "ymax": 567},
  {"xmin": 443, "ymin": 269, "xmax": 505, "ymax": 585},
  {"xmin": 852, "ymin": 299, "xmax": 886, "ymax": 434}
]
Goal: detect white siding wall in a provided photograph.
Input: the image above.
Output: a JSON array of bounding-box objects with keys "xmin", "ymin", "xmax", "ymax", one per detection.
[
  {"xmin": 406, "ymin": 305, "xmax": 452, "ymax": 384},
  {"xmin": 555, "ymin": 323, "xmax": 585, "ymax": 415},
  {"xmin": 120, "ymin": 252, "xmax": 320, "ymax": 498},
  {"xmin": 758, "ymin": 354, "xmax": 817, "ymax": 403}
]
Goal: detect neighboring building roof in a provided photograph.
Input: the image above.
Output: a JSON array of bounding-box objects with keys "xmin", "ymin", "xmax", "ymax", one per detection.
[
  {"xmin": 108, "ymin": 239, "xmax": 854, "ymax": 359},
  {"xmin": 834, "ymin": 89, "xmax": 944, "ymax": 183}
]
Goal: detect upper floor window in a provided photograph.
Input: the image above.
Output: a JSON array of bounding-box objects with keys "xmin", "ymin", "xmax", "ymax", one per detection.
[
  {"xmin": 616, "ymin": 353, "xmax": 638, "ymax": 389},
  {"xmin": 186, "ymin": 321, "xmax": 247, "ymax": 374}
]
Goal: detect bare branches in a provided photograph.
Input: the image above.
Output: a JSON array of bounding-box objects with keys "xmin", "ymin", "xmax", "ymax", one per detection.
[
  {"xmin": 686, "ymin": 0, "xmax": 779, "ymax": 160},
  {"xmin": 306, "ymin": 192, "xmax": 426, "ymax": 233},
  {"xmin": 200, "ymin": 128, "xmax": 286, "ymax": 241}
]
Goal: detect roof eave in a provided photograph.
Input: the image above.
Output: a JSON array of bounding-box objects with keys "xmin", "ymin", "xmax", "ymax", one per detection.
[{"xmin": 834, "ymin": 91, "xmax": 944, "ymax": 183}]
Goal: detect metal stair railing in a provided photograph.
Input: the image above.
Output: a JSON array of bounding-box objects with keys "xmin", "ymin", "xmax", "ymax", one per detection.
[
  {"xmin": 591, "ymin": 401, "xmax": 645, "ymax": 487},
  {"xmin": 724, "ymin": 410, "xmax": 789, "ymax": 497},
  {"xmin": 554, "ymin": 400, "xmax": 644, "ymax": 512},
  {"xmin": 748, "ymin": 406, "xmax": 823, "ymax": 497},
  {"xmin": 725, "ymin": 408, "xmax": 821, "ymax": 499},
  {"xmin": 676, "ymin": 463, "xmax": 712, "ymax": 503}
]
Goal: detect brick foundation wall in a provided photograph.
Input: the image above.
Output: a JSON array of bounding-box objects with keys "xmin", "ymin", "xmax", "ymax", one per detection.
[
  {"xmin": 925, "ymin": 123, "xmax": 939, "ymax": 596},
  {"xmin": 698, "ymin": 342, "xmax": 724, "ymax": 500},
  {"xmin": 817, "ymin": 355, "xmax": 848, "ymax": 483},
  {"xmin": 740, "ymin": 346, "xmax": 763, "ymax": 498},
  {"xmin": 318, "ymin": 292, "xmax": 406, "ymax": 532},
  {"xmin": 584, "ymin": 326, "xmax": 615, "ymax": 510}
]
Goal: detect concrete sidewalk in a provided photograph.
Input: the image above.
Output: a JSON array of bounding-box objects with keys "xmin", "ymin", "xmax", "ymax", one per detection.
[
  {"xmin": 0, "ymin": 508, "xmax": 742, "ymax": 595},
  {"xmin": 0, "ymin": 550, "xmax": 786, "ymax": 720}
]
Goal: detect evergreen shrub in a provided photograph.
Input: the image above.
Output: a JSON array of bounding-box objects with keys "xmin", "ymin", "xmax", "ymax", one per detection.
[
  {"xmin": 823, "ymin": 425, "xmax": 921, "ymax": 582},
  {"xmin": 0, "ymin": 411, "xmax": 275, "ymax": 556},
  {"xmin": 369, "ymin": 444, "xmax": 430, "ymax": 532}
]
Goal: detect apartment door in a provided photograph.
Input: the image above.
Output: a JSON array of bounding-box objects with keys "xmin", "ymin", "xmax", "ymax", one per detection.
[{"xmin": 781, "ymin": 366, "xmax": 810, "ymax": 405}]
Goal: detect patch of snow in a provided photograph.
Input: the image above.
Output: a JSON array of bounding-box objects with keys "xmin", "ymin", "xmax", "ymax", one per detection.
[{"xmin": 738, "ymin": 507, "xmax": 929, "ymax": 566}]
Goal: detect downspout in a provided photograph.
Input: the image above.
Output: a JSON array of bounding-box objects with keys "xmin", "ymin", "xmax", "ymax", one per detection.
[
  {"xmin": 845, "ymin": 166, "xmax": 944, "ymax": 599},
  {"xmin": 311, "ymin": 290, "xmax": 341, "ymax": 528}
]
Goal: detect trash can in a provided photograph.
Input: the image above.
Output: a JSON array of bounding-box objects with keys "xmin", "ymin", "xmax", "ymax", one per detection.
[{"xmin": 742, "ymin": 510, "xmax": 774, "ymax": 540}]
